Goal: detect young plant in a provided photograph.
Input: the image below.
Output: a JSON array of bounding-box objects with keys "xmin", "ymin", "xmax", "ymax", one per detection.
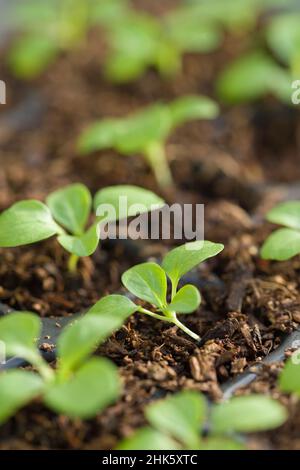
[
  {"xmin": 117, "ymin": 390, "xmax": 287, "ymax": 450},
  {"xmin": 0, "ymin": 183, "xmax": 165, "ymax": 273},
  {"xmin": 279, "ymin": 349, "xmax": 300, "ymax": 396},
  {"xmin": 78, "ymin": 96, "xmax": 219, "ymax": 189},
  {"xmin": 0, "ymin": 295, "xmax": 136, "ymax": 422},
  {"xmin": 261, "ymin": 201, "xmax": 300, "ymax": 261},
  {"xmin": 95, "ymin": 241, "xmax": 224, "ymax": 342},
  {"xmin": 8, "ymin": 0, "xmax": 128, "ymax": 78},
  {"xmin": 216, "ymin": 51, "xmax": 291, "ymax": 104},
  {"xmin": 104, "ymin": 8, "xmax": 222, "ymax": 82}
]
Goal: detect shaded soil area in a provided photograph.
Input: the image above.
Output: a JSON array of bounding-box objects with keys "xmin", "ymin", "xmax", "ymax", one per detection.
[{"xmin": 1, "ymin": 3, "xmax": 300, "ymax": 450}]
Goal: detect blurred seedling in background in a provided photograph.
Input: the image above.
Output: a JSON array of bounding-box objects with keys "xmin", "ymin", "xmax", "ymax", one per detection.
[
  {"xmin": 0, "ymin": 183, "xmax": 164, "ymax": 273},
  {"xmin": 261, "ymin": 201, "xmax": 300, "ymax": 261},
  {"xmin": 78, "ymin": 96, "xmax": 219, "ymax": 189},
  {"xmin": 0, "ymin": 295, "xmax": 135, "ymax": 422},
  {"xmin": 8, "ymin": 0, "xmax": 129, "ymax": 78},
  {"xmin": 100, "ymin": 241, "xmax": 224, "ymax": 342},
  {"xmin": 117, "ymin": 390, "xmax": 287, "ymax": 450},
  {"xmin": 216, "ymin": 2, "xmax": 299, "ymax": 104}
]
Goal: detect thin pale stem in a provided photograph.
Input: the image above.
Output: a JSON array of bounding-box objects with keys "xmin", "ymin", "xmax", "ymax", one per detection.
[
  {"xmin": 172, "ymin": 317, "xmax": 201, "ymax": 342},
  {"xmin": 138, "ymin": 306, "xmax": 173, "ymax": 323},
  {"xmin": 145, "ymin": 142, "xmax": 174, "ymax": 189},
  {"xmin": 68, "ymin": 253, "xmax": 79, "ymax": 274}
]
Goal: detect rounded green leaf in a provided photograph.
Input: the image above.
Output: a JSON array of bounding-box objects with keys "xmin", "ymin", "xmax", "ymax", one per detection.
[
  {"xmin": 87, "ymin": 294, "xmax": 137, "ymax": 320},
  {"xmin": 168, "ymin": 95, "xmax": 219, "ymax": 128},
  {"xmin": 47, "ymin": 184, "xmax": 92, "ymax": 235},
  {"xmin": 8, "ymin": 34, "xmax": 58, "ymax": 79},
  {"xmin": 266, "ymin": 201, "xmax": 300, "ymax": 230},
  {"xmin": 0, "ymin": 200, "xmax": 62, "ymax": 247},
  {"xmin": 211, "ymin": 395, "xmax": 287, "ymax": 433},
  {"xmin": 217, "ymin": 52, "xmax": 289, "ymax": 104},
  {"xmin": 266, "ymin": 13, "xmax": 300, "ymax": 65},
  {"xmin": 115, "ymin": 104, "xmax": 171, "ymax": 154},
  {"xmin": 146, "ymin": 391, "xmax": 206, "ymax": 449},
  {"xmin": 122, "ymin": 262, "xmax": 167, "ymax": 309},
  {"xmin": 57, "ymin": 223, "xmax": 99, "ymax": 257},
  {"xmin": 162, "ymin": 241, "xmax": 224, "ymax": 287},
  {"xmin": 58, "ymin": 313, "xmax": 127, "ymax": 374},
  {"xmin": 261, "ymin": 228, "xmax": 300, "ymax": 261},
  {"xmin": 198, "ymin": 437, "xmax": 245, "ymax": 450},
  {"xmin": 168, "ymin": 285, "xmax": 201, "ymax": 314},
  {"xmin": 0, "ymin": 370, "xmax": 44, "ymax": 424},
  {"xmin": 94, "ymin": 185, "xmax": 165, "ymax": 222},
  {"xmin": 78, "ymin": 118, "xmax": 123, "ymax": 154},
  {"xmin": 116, "ymin": 427, "xmax": 179, "ymax": 450},
  {"xmin": 0, "ymin": 312, "xmax": 41, "ymax": 360},
  {"xmin": 166, "ymin": 9, "xmax": 221, "ymax": 53},
  {"xmin": 279, "ymin": 357, "xmax": 300, "ymax": 395},
  {"xmin": 45, "ymin": 357, "xmax": 120, "ymax": 419}
]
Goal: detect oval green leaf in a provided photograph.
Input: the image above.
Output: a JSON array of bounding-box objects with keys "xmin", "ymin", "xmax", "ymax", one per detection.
[
  {"xmin": 0, "ymin": 370, "xmax": 44, "ymax": 424},
  {"xmin": 0, "ymin": 312, "xmax": 41, "ymax": 361},
  {"xmin": 45, "ymin": 357, "xmax": 120, "ymax": 419},
  {"xmin": 168, "ymin": 285, "xmax": 201, "ymax": 314},
  {"xmin": 57, "ymin": 223, "xmax": 99, "ymax": 257},
  {"xmin": 87, "ymin": 294, "xmax": 137, "ymax": 320},
  {"xmin": 47, "ymin": 183, "xmax": 92, "ymax": 235},
  {"xmin": 211, "ymin": 395, "xmax": 287, "ymax": 433},
  {"xmin": 168, "ymin": 95, "xmax": 219, "ymax": 128},
  {"xmin": 279, "ymin": 357, "xmax": 300, "ymax": 395},
  {"xmin": 146, "ymin": 391, "xmax": 206, "ymax": 449},
  {"xmin": 266, "ymin": 201, "xmax": 300, "ymax": 230},
  {"xmin": 162, "ymin": 241, "xmax": 224, "ymax": 287},
  {"xmin": 116, "ymin": 427, "xmax": 179, "ymax": 450},
  {"xmin": 0, "ymin": 200, "xmax": 62, "ymax": 247},
  {"xmin": 94, "ymin": 185, "xmax": 165, "ymax": 222},
  {"xmin": 122, "ymin": 262, "xmax": 167, "ymax": 309},
  {"xmin": 261, "ymin": 228, "xmax": 300, "ymax": 261}
]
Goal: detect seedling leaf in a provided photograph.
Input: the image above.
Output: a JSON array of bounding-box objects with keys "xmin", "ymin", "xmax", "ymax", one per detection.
[
  {"xmin": 198, "ymin": 437, "xmax": 245, "ymax": 450},
  {"xmin": 8, "ymin": 34, "xmax": 58, "ymax": 79},
  {"xmin": 211, "ymin": 395, "xmax": 287, "ymax": 433},
  {"xmin": 116, "ymin": 427, "xmax": 179, "ymax": 450},
  {"xmin": 122, "ymin": 262, "xmax": 167, "ymax": 309},
  {"xmin": 146, "ymin": 391, "xmax": 205, "ymax": 449},
  {"xmin": 0, "ymin": 312, "xmax": 41, "ymax": 361},
  {"xmin": 162, "ymin": 241, "xmax": 224, "ymax": 287},
  {"xmin": 261, "ymin": 228, "xmax": 300, "ymax": 261},
  {"xmin": 58, "ymin": 223, "xmax": 99, "ymax": 257},
  {"xmin": 45, "ymin": 357, "xmax": 120, "ymax": 419},
  {"xmin": 47, "ymin": 183, "xmax": 92, "ymax": 235},
  {"xmin": 58, "ymin": 313, "xmax": 126, "ymax": 374},
  {"xmin": 87, "ymin": 294, "xmax": 137, "ymax": 321},
  {"xmin": 265, "ymin": 201, "xmax": 300, "ymax": 230},
  {"xmin": 168, "ymin": 285, "xmax": 201, "ymax": 314},
  {"xmin": 94, "ymin": 185, "xmax": 165, "ymax": 222},
  {"xmin": 0, "ymin": 201, "xmax": 62, "ymax": 247},
  {"xmin": 169, "ymin": 95, "xmax": 219, "ymax": 128},
  {"xmin": 279, "ymin": 358, "xmax": 300, "ymax": 395},
  {"xmin": 0, "ymin": 370, "xmax": 44, "ymax": 424}
]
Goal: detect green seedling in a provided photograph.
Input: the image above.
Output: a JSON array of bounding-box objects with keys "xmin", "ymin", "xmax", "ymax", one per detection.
[
  {"xmin": 216, "ymin": 51, "xmax": 291, "ymax": 104},
  {"xmin": 104, "ymin": 8, "xmax": 222, "ymax": 82},
  {"xmin": 279, "ymin": 349, "xmax": 300, "ymax": 396},
  {"xmin": 0, "ymin": 183, "xmax": 164, "ymax": 273},
  {"xmin": 97, "ymin": 241, "xmax": 223, "ymax": 342},
  {"xmin": 261, "ymin": 201, "xmax": 300, "ymax": 261},
  {"xmin": 0, "ymin": 295, "xmax": 136, "ymax": 422},
  {"xmin": 266, "ymin": 12, "xmax": 300, "ymax": 77},
  {"xmin": 104, "ymin": 0, "xmax": 280, "ymax": 83},
  {"xmin": 8, "ymin": 0, "xmax": 129, "ymax": 78},
  {"xmin": 78, "ymin": 96, "xmax": 219, "ymax": 189},
  {"xmin": 117, "ymin": 390, "xmax": 287, "ymax": 450}
]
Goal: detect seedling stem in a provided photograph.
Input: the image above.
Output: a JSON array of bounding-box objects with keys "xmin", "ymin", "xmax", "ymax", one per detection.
[
  {"xmin": 145, "ymin": 142, "xmax": 174, "ymax": 189},
  {"xmin": 68, "ymin": 253, "xmax": 79, "ymax": 274}
]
